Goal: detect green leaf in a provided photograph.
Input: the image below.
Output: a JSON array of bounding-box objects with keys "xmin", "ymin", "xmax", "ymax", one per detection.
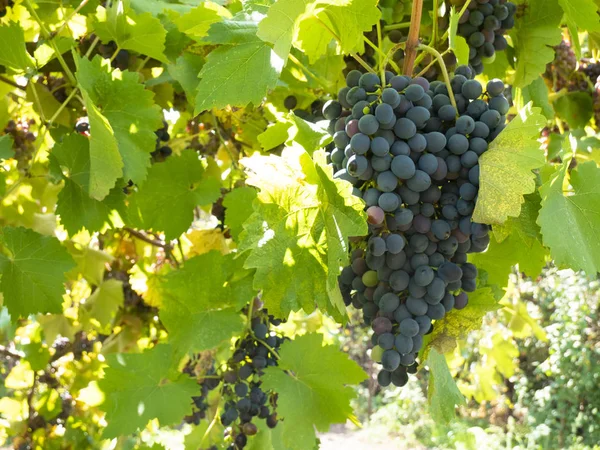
[
  {"xmin": 426, "ymin": 287, "xmax": 500, "ymax": 355},
  {"xmin": 174, "ymin": 2, "xmax": 229, "ymax": 40},
  {"xmin": 50, "ymin": 134, "xmax": 125, "ymax": 235},
  {"xmin": 94, "ymin": 0, "xmax": 168, "ymax": 62},
  {"xmin": 470, "ymin": 194, "xmax": 547, "ymax": 288},
  {"xmin": 538, "ymin": 160, "xmax": 600, "ymax": 275},
  {"xmin": 515, "ymin": 76, "xmax": 554, "ymax": 120},
  {"xmin": 158, "ymin": 251, "xmax": 254, "ymax": 354},
  {"xmin": 194, "ymin": 41, "xmax": 283, "ymax": 112},
  {"xmin": 76, "ymin": 55, "xmax": 163, "ymax": 197},
  {"xmin": 21, "ymin": 341, "xmax": 51, "ymax": 372},
  {"xmin": 167, "ymin": 53, "xmax": 204, "ymax": 102},
  {"xmin": 81, "ymin": 279, "xmax": 124, "ymax": 334},
  {"xmin": 130, "ymin": 0, "xmax": 193, "ymax": 16},
  {"xmin": 222, "ymin": 187, "xmax": 258, "ymax": 241},
  {"xmin": 256, "ymin": 0, "xmax": 311, "ymax": 62},
  {"xmin": 0, "ymin": 22, "xmax": 36, "ymax": 73},
  {"xmin": 295, "ymin": 0, "xmax": 381, "ymax": 63},
  {"xmin": 98, "ymin": 344, "xmax": 197, "ymax": 437},
  {"xmin": 510, "ymin": 0, "xmax": 563, "ymax": 88},
  {"xmin": 427, "ymin": 348, "xmax": 466, "ymax": 424},
  {"xmin": 448, "ymin": 8, "xmax": 470, "ymax": 66},
  {"xmin": 239, "ymin": 147, "xmax": 367, "ymax": 317},
  {"xmin": 473, "ymin": 104, "xmax": 546, "ymax": 224},
  {"xmin": 553, "ymin": 91, "xmax": 593, "ymax": 129},
  {"xmin": 204, "ymin": 20, "xmax": 261, "ymax": 45},
  {"xmin": 258, "ymin": 121, "xmax": 292, "ymax": 151},
  {"xmin": 128, "ymin": 150, "xmax": 220, "ymax": 240},
  {"xmin": 0, "ymin": 227, "xmax": 75, "ymax": 320},
  {"xmin": 286, "ymin": 114, "xmax": 332, "ymax": 155},
  {"xmin": 0, "ymin": 135, "xmax": 15, "ymax": 161},
  {"xmin": 261, "ymin": 333, "xmax": 367, "ymax": 450},
  {"xmin": 558, "ymin": 0, "xmax": 600, "ymax": 32}
]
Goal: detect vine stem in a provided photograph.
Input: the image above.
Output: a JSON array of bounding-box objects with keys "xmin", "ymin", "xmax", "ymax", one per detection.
[
  {"xmin": 415, "ymin": 48, "xmax": 451, "ymax": 78},
  {"xmin": 383, "ymin": 22, "xmax": 411, "ymax": 31},
  {"xmin": 431, "ymin": 0, "xmax": 439, "ymax": 46},
  {"xmin": 364, "ymin": 36, "xmax": 401, "ymax": 74},
  {"xmin": 417, "ymin": 44, "xmax": 457, "ymax": 111},
  {"xmin": 0, "ymin": 75, "xmax": 25, "ymax": 91},
  {"xmin": 376, "ymin": 21, "xmax": 385, "ymax": 82},
  {"xmin": 24, "ymin": 0, "xmax": 77, "ymax": 86},
  {"xmin": 351, "ymin": 53, "xmax": 377, "ymax": 74},
  {"xmin": 403, "ymin": 0, "xmax": 424, "ymax": 75},
  {"xmin": 382, "ymin": 42, "xmax": 406, "ymax": 77},
  {"xmin": 53, "ymin": 0, "xmax": 89, "ymax": 38},
  {"xmin": 288, "ymin": 53, "xmax": 331, "ymax": 90}
]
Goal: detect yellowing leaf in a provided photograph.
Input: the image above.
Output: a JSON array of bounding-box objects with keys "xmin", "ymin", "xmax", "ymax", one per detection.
[
  {"xmin": 473, "ymin": 104, "xmax": 546, "ymax": 224},
  {"xmin": 174, "ymin": 2, "xmax": 230, "ymax": 40},
  {"xmin": 187, "ymin": 229, "xmax": 229, "ymax": 256},
  {"xmin": 239, "ymin": 147, "xmax": 367, "ymax": 318}
]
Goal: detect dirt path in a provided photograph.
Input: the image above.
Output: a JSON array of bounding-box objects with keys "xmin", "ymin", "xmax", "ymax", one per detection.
[{"xmin": 318, "ymin": 425, "xmax": 427, "ymax": 450}]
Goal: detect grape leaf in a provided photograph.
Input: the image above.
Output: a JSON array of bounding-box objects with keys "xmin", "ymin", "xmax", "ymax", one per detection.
[
  {"xmin": 76, "ymin": 55, "xmax": 163, "ymax": 197},
  {"xmin": 0, "ymin": 22, "xmax": 36, "ymax": 73},
  {"xmin": 510, "ymin": 0, "xmax": 563, "ymax": 88},
  {"xmin": 0, "ymin": 227, "xmax": 75, "ymax": 320},
  {"xmin": 49, "ymin": 134, "xmax": 125, "ymax": 235},
  {"xmin": 98, "ymin": 344, "xmax": 197, "ymax": 437},
  {"xmin": 286, "ymin": 114, "xmax": 332, "ymax": 155},
  {"xmin": 130, "ymin": 0, "xmax": 193, "ymax": 16},
  {"xmin": 294, "ymin": 0, "xmax": 381, "ymax": 63},
  {"xmin": 538, "ymin": 160, "xmax": 600, "ymax": 275},
  {"xmin": 204, "ymin": 19, "xmax": 261, "ymax": 45},
  {"xmin": 473, "ymin": 104, "xmax": 546, "ymax": 224},
  {"xmin": 558, "ymin": 0, "xmax": 600, "ymax": 32},
  {"xmin": 470, "ymin": 194, "xmax": 548, "ymax": 288},
  {"xmin": 427, "ymin": 348, "xmax": 466, "ymax": 424},
  {"xmin": 174, "ymin": 2, "xmax": 230, "ymax": 40},
  {"xmin": 167, "ymin": 54, "xmax": 204, "ymax": 101},
  {"xmin": 258, "ymin": 121, "xmax": 292, "ymax": 151},
  {"xmin": 158, "ymin": 251, "xmax": 255, "ymax": 354},
  {"xmin": 222, "ymin": 186, "xmax": 258, "ymax": 241},
  {"xmin": 0, "ymin": 135, "xmax": 14, "ymax": 161},
  {"xmin": 256, "ymin": 0, "xmax": 311, "ymax": 62},
  {"xmin": 516, "ymin": 76, "xmax": 553, "ymax": 120},
  {"xmin": 26, "ymin": 83, "xmax": 73, "ymax": 128},
  {"xmin": 553, "ymin": 92, "xmax": 594, "ymax": 129},
  {"xmin": 128, "ymin": 150, "xmax": 220, "ymax": 240},
  {"xmin": 426, "ymin": 287, "xmax": 500, "ymax": 355},
  {"xmin": 239, "ymin": 147, "xmax": 367, "ymax": 317},
  {"xmin": 94, "ymin": 0, "xmax": 168, "ymax": 62},
  {"xmin": 261, "ymin": 333, "xmax": 367, "ymax": 450},
  {"xmin": 80, "ymin": 279, "xmax": 124, "ymax": 334},
  {"xmin": 448, "ymin": 7, "xmax": 470, "ymax": 66},
  {"xmin": 194, "ymin": 41, "xmax": 283, "ymax": 112}
]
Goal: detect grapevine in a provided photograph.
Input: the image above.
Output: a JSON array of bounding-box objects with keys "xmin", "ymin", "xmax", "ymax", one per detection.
[{"xmin": 0, "ymin": 0, "xmax": 598, "ymax": 449}]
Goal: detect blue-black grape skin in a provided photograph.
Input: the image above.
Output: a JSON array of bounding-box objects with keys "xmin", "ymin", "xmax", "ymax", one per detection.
[{"xmin": 333, "ymin": 66, "xmax": 502, "ymax": 388}]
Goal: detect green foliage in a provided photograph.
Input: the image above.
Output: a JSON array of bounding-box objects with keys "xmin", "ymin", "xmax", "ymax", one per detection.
[
  {"xmin": 538, "ymin": 160, "xmax": 600, "ymax": 275},
  {"xmin": 427, "ymin": 349, "xmax": 466, "ymax": 424},
  {"xmin": 99, "ymin": 344, "xmax": 198, "ymax": 437},
  {"xmin": 261, "ymin": 333, "xmax": 367, "ymax": 449},
  {"xmin": 239, "ymin": 147, "xmax": 367, "ymax": 317},
  {"xmin": 473, "ymin": 104, "xmax": 546, "ymax": 224},
  {"xmin": 0, "ymin": 227, "xmax": 75, "ymax": 319}
]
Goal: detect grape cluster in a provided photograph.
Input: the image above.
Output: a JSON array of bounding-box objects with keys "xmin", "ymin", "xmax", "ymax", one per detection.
[
  {"xmin": 457, "ymin": 0, "xmax": 516, "ymax": 74},
  {"xmin": 151, "ymin": 121, "xmax": 172, "ymax": 162},
  {"xmin": 186, "ymin": 300, "xmax": 282, "ymax": 449},
  {"xmin": 544, "ymin": 41, "xmax": 578, "ymax": 91},
  {"xmin": 0, "ymin": 0, "xmax": 14, "ymax": 18},
  {"xmin": 325, "ymin": 66, "xmax": 507, "ymax": 386},
  {"xmin": 3, "ymin": 118, "xmax": 36, "ymax": 171}
]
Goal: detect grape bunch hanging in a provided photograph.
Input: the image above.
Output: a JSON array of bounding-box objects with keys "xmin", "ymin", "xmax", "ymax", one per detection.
[
  {"xmin": 324, "ymin": 65, "xmax": 508, "ymax": 387},
  {"xmin": 456, "ymin": 0, "xmax": 517, "ymax": 74},
  {"xmin": 184, "ymin": 300, "xmax": 282, "ymax": 450}
]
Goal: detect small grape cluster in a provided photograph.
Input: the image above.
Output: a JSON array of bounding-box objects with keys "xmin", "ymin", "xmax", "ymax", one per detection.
[
  {"xmin": 3, "ymin": 119, "xmax": 36, "ymax": 171},
  {"xmin": 186, "ymin": 300, "xmax": 282, "ymax": 449},
  {"xmin": 544, "ymin": 41, "xmax": 578, "ymax": 91},
  {"xmin": 151, "ymin": 121, "xmax": 172, "ymax": 162},
  {"xmin": 0, "ymin": 0, "xmax": 14, "ymax": 18},
  {"xmin": 324, "ymin": 66, "xmax": 508, "ymax": 386},
  {"xmin": 457, "ymin": 0, "xmax": 516, "ymax": 74}
]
